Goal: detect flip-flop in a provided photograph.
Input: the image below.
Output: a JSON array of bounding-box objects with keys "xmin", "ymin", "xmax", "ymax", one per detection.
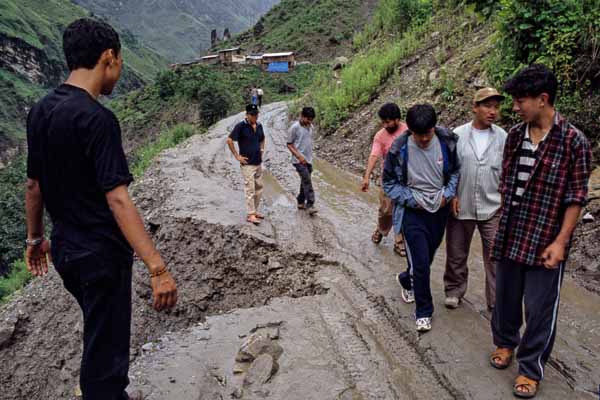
[
  {"xmin": 490, "ymin": 347, "xmax": 514, "ymax": 369},
  {"xmin": 247, "ymin": 215, "xmax": 261, "ymax": 225},
  {"xmin": 255, "ymin": 213, "xmax": 265, "ymax": 219},
  {"xmin": 371, "ymin": 230, "xmax": 383, "ymax": 244},
  {"xmin": 394, "ymin": 242, "xmax": 407, "ymax": 257},
  {"xmin": 513, "ymin": 375, "xmax": 538, "ymax": 398}
]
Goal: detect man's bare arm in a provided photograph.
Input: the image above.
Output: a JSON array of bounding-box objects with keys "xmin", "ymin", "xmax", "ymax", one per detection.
[
  {"xmin": 287, "ymin": 143, "xmax": 306, "ymax": 163},
  {"xmin": 106, "ymin": 185, "xmax": 177, "ymax": 310},
  {"xmin": 25, "ymin": 178, "xmax": 50, "ymax": 276},
  {"xmin": 227, "ymin": 137, "xmax": 247, "ymax": 164},
  {"xmin": 361, "ymin": 155, "xmax": 380, "ymax": 192}
]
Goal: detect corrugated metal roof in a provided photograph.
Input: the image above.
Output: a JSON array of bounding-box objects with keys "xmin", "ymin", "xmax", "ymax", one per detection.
[
  {"xmin": 201, "ymin": 55, "xmax": 219, "ymax": 59},
  {"xmin": 263, "ymin": 52, "xmax": 294, "ymax": 57},
  {"xmin": 218, "ymin": 47, "xmax": 241, "ymax": 53}
]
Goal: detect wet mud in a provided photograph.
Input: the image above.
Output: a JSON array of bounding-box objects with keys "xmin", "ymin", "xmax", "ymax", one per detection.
[{"xmin": 1, "ymin": 102, "xmax": 599, "ymax": 399}]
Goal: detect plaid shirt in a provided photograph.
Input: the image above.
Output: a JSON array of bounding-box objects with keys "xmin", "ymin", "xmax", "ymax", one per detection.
[{"xmin": 492, "ymin": 112, "xmax": 592, "ymax": 266}]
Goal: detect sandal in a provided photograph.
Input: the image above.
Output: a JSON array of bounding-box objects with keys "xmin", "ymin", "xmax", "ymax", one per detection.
[
  {"xmin": 371, "ymin": 230, "xmax": 383, "ymax": 244},
  {"xmin": 490, "ymin": 347, "xmax": 514, "ymax": 369},
  {"xmin": 255, "ymin": 213, "xmax": 265, "ymax": 219},
  {"xmin": 394, "ymin": 241, "xmax": 407, "ymax": 257},
  {"xmin": 247, "ymin": 215, "xmax": 261, "ymax": 225},
  {"xmin": 513, "ymin": 375, "xmax": 538, "ymax": 398}
]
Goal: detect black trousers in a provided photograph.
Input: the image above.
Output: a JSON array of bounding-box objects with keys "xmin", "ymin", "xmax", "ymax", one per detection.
[
  {"xmin": 56, "ymin": 254, "xmax": 133, "ymax": 400},
  {"xmin": 294, "ymin": 163, "xmax": 315, "ymax": 206},
  {"xmin": 492, "ymin": 258, "xmax": 565, "ymax": 381},
  {"xmin": 398, "ymin": 206, "xmax": 450, "ymax": 318}
]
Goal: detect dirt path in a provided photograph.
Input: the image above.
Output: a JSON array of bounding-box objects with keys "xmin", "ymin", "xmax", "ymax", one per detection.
[
  {"xmin": 128, "ymin": 103, "xmax": 600, "ymax": 399},
  {"xmin": 1, "ymin": 103, "xmax": 598, "ymax": 399}
]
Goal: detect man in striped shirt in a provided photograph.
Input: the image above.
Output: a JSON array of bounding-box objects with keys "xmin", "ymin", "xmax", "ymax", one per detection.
[
  {"xmin": 444, "ymin": 88, "xmax": 507, "ymax": 312},
  {"xmin": 489, "ymin": 65, "xmax": 592, "ymax": 399}
]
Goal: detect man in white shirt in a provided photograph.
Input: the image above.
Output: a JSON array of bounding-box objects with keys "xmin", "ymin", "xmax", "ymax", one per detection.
[{"xmin": 444, "ymin": 88, "xmax": 507, "ymax": 311}]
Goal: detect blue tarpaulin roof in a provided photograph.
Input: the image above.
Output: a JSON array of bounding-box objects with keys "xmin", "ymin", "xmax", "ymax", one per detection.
[{"xmin": 267, "ymin": 62, "xmax": 289, "ymax": 73}]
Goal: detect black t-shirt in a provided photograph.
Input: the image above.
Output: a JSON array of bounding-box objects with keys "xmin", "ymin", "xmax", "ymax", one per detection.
[
  {"xmin": 229, "ymin": 119, "xmax": 265, "ymax": 165},
  {"xmin": 27, "ymin": 84, "xmax": 134, "ymax": 266}
]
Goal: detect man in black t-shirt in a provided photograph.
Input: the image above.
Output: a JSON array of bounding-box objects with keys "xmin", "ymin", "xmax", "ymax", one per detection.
[
  {"xmin": 226, "ymin": 104, "xmax": 266, "ymax": 225},
  {"xmin": 25, "ymin": 19, "xmax": 177, "ymax": 400}
]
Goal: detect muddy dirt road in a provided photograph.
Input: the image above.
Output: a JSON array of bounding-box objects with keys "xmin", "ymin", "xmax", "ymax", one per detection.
[
  {"xmin": 128, "ymin": 103, "xmax": 600, "ymax": 399},
  {"xmin": 1, "ymin": 103, "xmax": 599, "ymax": 399}
]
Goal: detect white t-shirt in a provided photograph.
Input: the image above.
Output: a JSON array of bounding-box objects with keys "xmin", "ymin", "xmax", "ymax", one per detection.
[{"xmin": 472, "ymin": 127, "xmax": 491, "ymax": 158}]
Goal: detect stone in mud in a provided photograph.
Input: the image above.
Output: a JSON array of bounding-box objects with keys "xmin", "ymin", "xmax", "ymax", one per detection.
[
  {"xmin": 236, "ymin": 333, "xmax": 283, "ymax": 363},
  {"xmin": 243, "ymin": 354, "xmax": 279, "ymax": 387}
]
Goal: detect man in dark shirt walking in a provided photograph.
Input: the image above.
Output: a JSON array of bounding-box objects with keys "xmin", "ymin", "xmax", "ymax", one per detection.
[
  {"xmin": 489, "ymin": 65, "xmax": 591, "ymax": 398},
  {"xmin": 25, "ymin": 18, "xmax": 177, "ymax": 400},
  {"xmin": 227, "ymin": 104, "xmax": 266, "ymax": 225}
]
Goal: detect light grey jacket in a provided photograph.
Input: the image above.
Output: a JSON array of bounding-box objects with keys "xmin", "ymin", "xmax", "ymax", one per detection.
[{"xmin": 453, "ymin": 122, "xmax": 507, "ymax": 221}]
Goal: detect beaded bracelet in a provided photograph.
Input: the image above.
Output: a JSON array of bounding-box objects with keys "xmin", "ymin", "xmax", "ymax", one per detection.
[{"xmin": 150, "ymin": 266, "xmax": 168, "ymax": 278}]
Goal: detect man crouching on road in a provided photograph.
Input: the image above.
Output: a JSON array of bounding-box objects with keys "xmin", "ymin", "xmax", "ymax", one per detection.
[
  {"xmin": 287, "ymin": 107, "xmax": 318, "ymax": 216},
  {"xmin": 25, "ymin": 18, "xmax": 177, "ymax": 400},
  {"xmin": 489, "ymin": 64, "xmax": 591, "ymax": 399},
  {"xmin": 383, "ymin": 104, "xmax": 460, "ymax": 332},
  {"xmin": 227, "ymin": 104, "xmax": 266, "ymax": 225}
]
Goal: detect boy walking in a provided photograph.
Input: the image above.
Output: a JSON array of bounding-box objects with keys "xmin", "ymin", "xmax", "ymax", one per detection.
[
  {"xmin": 361, "ymin": 103, "xmax": 408, "ymax": 255},
  {"xmin": 444, "ymin": 88, "xmax": 507, "ymax": 311},
  {"xmin": 287, "ymin": 107, "xmax": 318, "ymax": 215},
  {"xmin": 383, "ymin": 104, "xmax": 460, "ymax": 332},
  {"xmin": 227, "ymin": 104, "xmax": 266, "ymax": 225},
  {"xmin": 25, "ymin": 18, "xmax": 177, "ymax": 400},
  {"xmin": 489, "ymin": 65, "xmax": 591, "ymax": 398}
]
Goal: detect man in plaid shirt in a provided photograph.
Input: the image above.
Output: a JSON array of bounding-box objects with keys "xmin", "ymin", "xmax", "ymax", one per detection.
[{"xmin": 489, "ymin": 64, "xmax": 592, "ymax": 398}]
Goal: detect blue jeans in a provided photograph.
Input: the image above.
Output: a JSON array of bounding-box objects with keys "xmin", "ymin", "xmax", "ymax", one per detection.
[{"xmin": 398, "ymin": 206, "xmax": 450, "ymax": 318}]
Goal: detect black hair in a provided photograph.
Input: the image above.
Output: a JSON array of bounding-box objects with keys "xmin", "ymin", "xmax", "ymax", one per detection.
[
  {"xmin": 503, "ymin": 64, "xmax": 558, "ymax": 105},
  {"xmin": 378, "ymin": 102, "xmax": 401, "ymax": 121},
  {"xmin": 301, "ymin": 107, "xmax": 316, "ymax": 119},
  {"xmin": 406, "ymin": 104, "xmax": 437, "ymax": 134},
  {"xmin": 63, "ymin": 18, "xmax": 121, "ymax": 71}
]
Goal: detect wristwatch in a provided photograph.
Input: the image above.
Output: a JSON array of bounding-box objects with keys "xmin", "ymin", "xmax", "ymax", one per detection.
[{"xmin": 25, "ymin": 237, "xmax": 43, "ymax": 246}]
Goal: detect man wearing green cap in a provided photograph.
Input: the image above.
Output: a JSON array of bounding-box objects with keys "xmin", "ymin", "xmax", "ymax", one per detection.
[{"xmin": 443, "ymin": 88, "xmax": 507, "ymax": 311}]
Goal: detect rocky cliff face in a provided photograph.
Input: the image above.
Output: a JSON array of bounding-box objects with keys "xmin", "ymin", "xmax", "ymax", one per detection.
[{"xmin": 0, "ymin": 34, "xmax": 65, "ymax": 87}]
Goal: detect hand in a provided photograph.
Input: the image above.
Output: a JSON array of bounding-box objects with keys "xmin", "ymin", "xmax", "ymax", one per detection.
[
  {"xmin": 361, "ymin": 178, "xmax": 370, "ymax": 192},
  {"xmin": 451, "ymin": 198, "xmax": 460, "ymax": 217},
  {"xmin": 25, "ymin": 239, "xmax": 52, "ymax": 277},
  {"xmin": 236, "ymin": 155, "xmax": 248, "ymax": 165},
  {"xmin": 150, "ymin": 270, "xmax": 178, "ymax": 311},
  {"xmin": 541, "ymin": 241, "xmax": 566, "ymax": 269},
  {"xmin": 440, "ymin": 196, "xmax": 448, "ymax": 209}
]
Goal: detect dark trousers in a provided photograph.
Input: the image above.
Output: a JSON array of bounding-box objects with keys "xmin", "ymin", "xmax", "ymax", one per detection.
[
  {"xmin": 492, "ymin": 259, "xmax": 565, "ymax": 381},
  {"xmin": 56, "ymin": 255, "xmax": 133, "ymax": 400},
  {"xmin": 294, "ymin": 163, "xmax": 315, "ymax": 206},
  {"xmin": 444, "ymin": 214, "xmax": 499, "ymax": 309},
  {"xmin": 398, "ymin": 206, "xmax": 449, "ymax": 318}
]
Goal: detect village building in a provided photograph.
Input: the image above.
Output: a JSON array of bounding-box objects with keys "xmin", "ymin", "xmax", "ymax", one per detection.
[
  {"xmin": 200, "ymin": 55, "xmax": 220, "ymax": 65},
  {"xmin": 262, "ymin": 52, "xmax": 295, "ymax": 72},
  {"xmin": 218, "ymin": 47, "xmax": 245, "ymax": 65}
]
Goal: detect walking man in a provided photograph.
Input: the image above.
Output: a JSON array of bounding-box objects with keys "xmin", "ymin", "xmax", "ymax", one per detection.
[
  {"xmin": 489, "ymin": 65, "xmax": 591, "ymax": 398},
  {"xmin": 227, "ymin": 104, "xmax": 266, "ymax": 225},
  {"xmin": 25, "ymin": 18, "xmax": 178, "ymax": 400},
  {"xmin": 383, "ymin": 104, "xmax": 459, "ymax": 332},
  {"xmin": 257, "ymin": 87, "xmax": 264, "ymax": 108},
  {"xmin": 250, "ymin": 86, "xmax": 259, "ymax": 106},
  {"xmin": 361, "ymin": 103, "xmax": 408, "ymax": 256},
  {"xmin": 444, "ymin": 88, "xmax": 507, "ymax": 311},
  {"xmin": 287, "ymin": 107, "xmax": 318, "ymax": 215}
]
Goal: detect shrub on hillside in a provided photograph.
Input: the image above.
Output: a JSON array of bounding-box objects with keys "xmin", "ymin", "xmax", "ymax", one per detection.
[{"xmin": 0, "ymin": 157, "xmax": 26, "ymax": 267}]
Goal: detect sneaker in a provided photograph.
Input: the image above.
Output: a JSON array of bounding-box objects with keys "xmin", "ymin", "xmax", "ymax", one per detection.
[
  {"xmin": 444, "ymin": 296, "xmax": 460, "ymax": 309},
  {"xmin": 416, "ymin": 317, "xmax": 432, "ymax": 332},
  {"xmin": 396, "ymin": 274, "xmax": 415, "ymax": 303}
]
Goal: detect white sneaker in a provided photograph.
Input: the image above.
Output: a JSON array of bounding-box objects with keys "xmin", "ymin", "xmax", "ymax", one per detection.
[
  {"xmin": 416, "ymin": 317, "xmax": 432, "ymax": 332},
  {"xmin": 397, "ymin": 274, "xmax": 415, "ymax": 303},
  {"xmin": 444, "ymin": 296, "xmax": 460, "ymax": 309}
]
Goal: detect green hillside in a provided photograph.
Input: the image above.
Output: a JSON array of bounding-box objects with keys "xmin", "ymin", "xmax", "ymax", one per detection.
[
  {"xmin": 73, "ymin": 0, "xmax": 281, "ymax": 62},
  {"xmin": 213, "ymin": 0, "xmax": 380, "ymax": 61},
  {"xmin": 0, "ymin": 0, "xmax": 166, "ymax": 152}
]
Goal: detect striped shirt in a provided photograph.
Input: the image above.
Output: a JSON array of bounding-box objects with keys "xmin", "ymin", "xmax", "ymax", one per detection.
[
  {"xmin": 512, "ymin": 125, "xmax": 549, "ymax": 206},
  {"xmin": 453, "ymin": 122, "xmax": 507, "ymax": 220}
]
